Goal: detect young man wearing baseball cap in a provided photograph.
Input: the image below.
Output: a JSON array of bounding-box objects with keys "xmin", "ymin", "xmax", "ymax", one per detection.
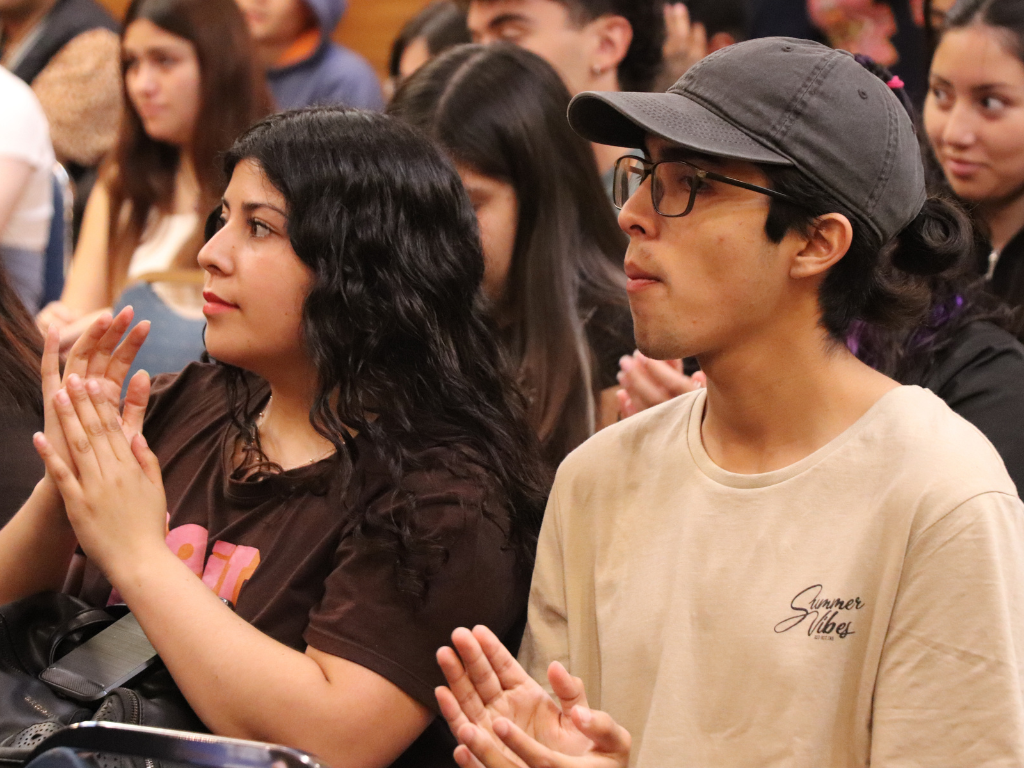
[{"xmin": 432, "ymin": 38, "xmax": 1024, "ymax": 768}]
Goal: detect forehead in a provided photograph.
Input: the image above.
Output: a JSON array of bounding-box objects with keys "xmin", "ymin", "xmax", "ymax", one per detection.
[
  {"xmin": 932, "ymin": 25, "xmax": 1024, "ymax": 87},
  {"xmin": 467, "ymin": 0, "xmax": 574, "ymax": 28},
  {"xmin": 122, "ymin": 18, "xmax": 193, "ymax": 52}
]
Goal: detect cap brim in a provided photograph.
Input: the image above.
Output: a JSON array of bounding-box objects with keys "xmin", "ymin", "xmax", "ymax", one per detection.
[{"xmin": 568, "ymin": 91, "xmax": 793, "ymax": 166}]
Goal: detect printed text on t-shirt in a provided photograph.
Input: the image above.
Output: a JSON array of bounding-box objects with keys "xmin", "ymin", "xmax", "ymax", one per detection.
[{"xmin": 773, "ymin": 584, "xmax": 864, "ymax": 639}]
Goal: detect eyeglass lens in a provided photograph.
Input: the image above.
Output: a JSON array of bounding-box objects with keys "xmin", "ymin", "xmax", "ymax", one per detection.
[{"xmin": 613, "ymin": 157, "xmax": 698, "ymax": 217}]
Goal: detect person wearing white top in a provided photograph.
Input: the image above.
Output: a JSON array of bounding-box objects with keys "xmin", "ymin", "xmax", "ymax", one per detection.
[
  {"xmin": 35, "ymin": 0, "xmax": 272, "ymax": 351},
  {"xmin": 0, "ymin": 66, "xmax": 54, "ymax": 313}
]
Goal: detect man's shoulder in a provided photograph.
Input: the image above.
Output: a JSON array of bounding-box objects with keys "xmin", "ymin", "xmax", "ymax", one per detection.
[
  {"xmin": 867, "ymin": 385, "xmax": 1018, "ymax": 499},
  {"xmin": 557, "ymin": 391, "xmax": 700, "ymax": 483}
]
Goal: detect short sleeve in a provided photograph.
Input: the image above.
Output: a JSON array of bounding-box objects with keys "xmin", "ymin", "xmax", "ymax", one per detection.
[
  {"xmin": 303, "ymin": 467, "xmax": 525, "ymax": 712},
  {"xmin": 518, "ymin": 481, "xmax": 570, "ymax": 694},
  {"xmin": 870, "ymin": 491, "xmax": 1024, "ymax": 765}
]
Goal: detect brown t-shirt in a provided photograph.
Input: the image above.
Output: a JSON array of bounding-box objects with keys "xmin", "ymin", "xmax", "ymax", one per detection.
[{"xmin": 79, "ymin": 363, "xmax": 529, "ymax": 766}]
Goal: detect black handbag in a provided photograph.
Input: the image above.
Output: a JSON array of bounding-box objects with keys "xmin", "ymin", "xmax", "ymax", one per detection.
[{"xmin": 0, "ymin": 592, "xmax": 205, "ymax": 764}]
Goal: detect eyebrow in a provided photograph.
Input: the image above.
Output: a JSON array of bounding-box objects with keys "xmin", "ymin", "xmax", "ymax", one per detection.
[
  {"xmin": 930, "ymin": 73, "xmax": 1016, "ymax": 91},
  {"xmin": 486, "ymin": 12, "xmax": 531, "ymax": 29},
  {"xmin": 651, "ymin": 145, "xmax": 729, "ymax": 169},
  {"xmin": 220, "ymin": 199, "xmax": 288, "ymax": 217}
]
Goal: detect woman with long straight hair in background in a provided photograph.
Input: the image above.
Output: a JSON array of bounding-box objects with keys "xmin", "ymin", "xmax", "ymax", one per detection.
[
  {"xmin": 37, "ymin": 0, "xmax": 274, "ymax": 348},
  {"xmin": 389, "ymin": 43, "xmax": 634, "ymax": 467}
]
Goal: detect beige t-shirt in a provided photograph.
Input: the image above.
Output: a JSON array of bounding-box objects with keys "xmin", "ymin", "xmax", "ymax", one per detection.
[{"xmin": 520, "ymin": 386, "xmax": 1024, "ymax": 767}]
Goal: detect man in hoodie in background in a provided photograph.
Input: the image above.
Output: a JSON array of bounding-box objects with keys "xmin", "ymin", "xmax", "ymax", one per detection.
[{"xmin": 238, "ymin": 0, "xmax": 383, "ymax": 111}]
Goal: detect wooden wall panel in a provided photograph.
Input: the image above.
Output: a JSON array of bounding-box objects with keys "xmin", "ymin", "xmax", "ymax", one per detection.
[{"xmin": 97, "ymin": 0, "xmax": 432, "ymax": 79}]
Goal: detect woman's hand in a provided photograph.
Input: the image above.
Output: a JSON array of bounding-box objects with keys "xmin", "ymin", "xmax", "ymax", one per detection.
[
  {"xmin": 436, "ymin": 626, "xmax": 631, "ymax": 768},
  {"xmin": 616, "ymin": 352, "xmax": 705, "ymax": 418},
  {"xmin": 34, "ymin": 372, "xmax": 167, "ymax": 578},
  {"xmin": 41, "ymin": 307, "xmax": 152, "ymax": 486}
]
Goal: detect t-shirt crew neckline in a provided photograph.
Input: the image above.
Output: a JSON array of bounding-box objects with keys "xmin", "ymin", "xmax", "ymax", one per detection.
[
  {"xmin": 217, "ymin": 390, "xmax": 342, "ymax": 505},
  {"xmin": 686, "ymin": 386, "xmax": 907, "ymax": 489}
]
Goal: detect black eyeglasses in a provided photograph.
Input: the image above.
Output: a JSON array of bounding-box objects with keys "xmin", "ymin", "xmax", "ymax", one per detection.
[{"xmin": 612, "ymin": 155, "xmax": 800, "ymax": 217}]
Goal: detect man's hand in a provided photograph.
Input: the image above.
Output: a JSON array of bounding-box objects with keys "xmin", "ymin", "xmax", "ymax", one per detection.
[
  {"xmin": 662, "ymin": 3, "xmax": 708, "ymax": 75},
  {"xmin": 616, "ymin": 352, "xmax": 705, "ymax": 418},
  {"xmin": 436, "ymin": 626, "xmax": 631, "ymax": 768}
]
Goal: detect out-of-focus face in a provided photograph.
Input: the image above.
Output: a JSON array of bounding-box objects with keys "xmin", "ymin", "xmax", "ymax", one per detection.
[
  {"xmin": 456, "ymin": 164, "xmax": 519, "ymax": 306},
  {"xmin": 122, "ymin": 19, "xmax": 202, "ymax": 147},
  {"xmin": 236, "ymin": 0, "xmax": 315, "ymax": 46},
  {"xmin": 467, "ymin": 0, "xmax": 594, "ymax": 94},
  {"xmin": 924, "ymin": 24, "xmax": 1024, "ymax": 206},
  {"xmin": 398, "ymin": 36, "xmax": 432, "ymax": 79},
  {"xmin": 617, "ymin": 138, "xmax": 793, "ymax": 361},
  {"xmin": 199, "ymin": 158, "xmax": 314, "ymax": 377}
]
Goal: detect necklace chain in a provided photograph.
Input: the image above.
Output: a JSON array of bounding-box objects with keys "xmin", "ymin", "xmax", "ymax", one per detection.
[{"xmin": 255, "ymin": 395, "xmax": 334, "ymax": 467}]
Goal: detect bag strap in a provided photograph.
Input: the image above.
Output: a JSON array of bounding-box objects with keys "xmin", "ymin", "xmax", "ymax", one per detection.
[{"xmin": 47, "ymin": 609, "xmax": 115, "ymax": 666}]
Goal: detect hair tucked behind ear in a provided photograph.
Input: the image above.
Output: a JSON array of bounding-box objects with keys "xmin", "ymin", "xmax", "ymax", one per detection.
[{"xmin": 890, "ymin": 196, "xmax": 974, "ymax": 276}]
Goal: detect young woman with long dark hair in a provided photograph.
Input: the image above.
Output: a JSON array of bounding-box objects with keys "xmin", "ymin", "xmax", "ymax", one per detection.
[
  {"xmin": 924, "ymin": 0, "xmax": 1024, "ymax": 309},
  {"xmin": 36, "ymin": 0, "xmax": 273, "ymax": 348},
  {"xmin": 388, "ymin": 43, "xmax": 633, "ymax": 467},
  {"xmin": 0, "ymin": 107, "xmax": 548, "ymax": 768}
]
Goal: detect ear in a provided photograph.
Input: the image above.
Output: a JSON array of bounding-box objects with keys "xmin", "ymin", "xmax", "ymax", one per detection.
[
  {"xmin": 587, "ymin": 14, "xmax": 633, "ymax": 77},
  {"xmin": 707, "ymin": 32, "xmax": 737, "ymax": 53},
  {"xmin": 789, "ymin": 213, "xmax": 853, "ymax": 280}
]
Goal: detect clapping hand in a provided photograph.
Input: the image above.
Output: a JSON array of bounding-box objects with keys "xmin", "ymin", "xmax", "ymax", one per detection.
[
  {"xmin": 40, "ymin": 307, "xmax": 151, "ymax": 485},
  {"xmin": 436, "ymin": 626, "xmax": 631, "ymax": 768},
  {"xmin": 616, "ymin": 352, "xmax": 705, "ymax": 418}
]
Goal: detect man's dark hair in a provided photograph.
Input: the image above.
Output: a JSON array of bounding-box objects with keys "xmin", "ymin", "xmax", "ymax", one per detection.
[
  {"xmin": 761, "ymin": 166, "xmax": 973, "ymax": 342},
  {"xmin": 685, "ymin": 0, "xmax": 751, "ymax": 42},
  {"xmin": 562, "ymin": 0, "xmax": 665, "ymax": 91},
  {"xmin": 388, "ymin": 1, "xmax": 470, "ymax": 78}
]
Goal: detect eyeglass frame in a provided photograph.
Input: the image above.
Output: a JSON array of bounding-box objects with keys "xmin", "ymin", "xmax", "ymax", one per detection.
[{"xmin": 612, "ymin": 154, "xmax": 802, "ymax": 218}]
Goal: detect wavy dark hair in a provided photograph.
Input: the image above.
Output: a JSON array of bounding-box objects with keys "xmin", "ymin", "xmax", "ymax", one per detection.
[
  {"xmin": 104, "ymin": 0, "xmax": 273, "ymax": 302},
  {"xmin": 0, "ymin": 264, "xmax": 42, "ymax": 413},
  {"xmin": 388, "ymin": 44, "xmax": 630, "ymax": 465},
  {"xmin": 218, "ymin": 107, "xmax": 548, "ymax": 601}
]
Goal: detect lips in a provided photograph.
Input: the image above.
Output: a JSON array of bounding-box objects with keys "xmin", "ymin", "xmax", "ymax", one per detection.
[
  {"xmin": 624, "ymin": 261, "xmax": 661, "ymax": 293},
  {"xmin": 202, "ymin": 290, "xmax": 239, "ymax": 316},
  {"xmin": 941, "ymin": 156, "xmax": 985, "ymax": 177}
]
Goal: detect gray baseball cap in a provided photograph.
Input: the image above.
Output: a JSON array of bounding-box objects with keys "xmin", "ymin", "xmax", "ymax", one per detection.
[{"xmin": 567, "ymin": 37, "xmax": 926, "ymax": 244}]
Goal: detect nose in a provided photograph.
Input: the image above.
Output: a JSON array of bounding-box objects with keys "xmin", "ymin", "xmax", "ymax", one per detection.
[
  {"xmin": 129, "ymin": 60, "xmax": 158, "ymax": 98},
  {"xmin": 941, "ymin": 100, "xmax": 978, "ymax": 149},
  {"xmin": 617, "ymin": 175, "xmax": 656, "ymax": 239},
  {"xmin": 197, "ymin": 214, "xmax": 234, "ymax": 276}
]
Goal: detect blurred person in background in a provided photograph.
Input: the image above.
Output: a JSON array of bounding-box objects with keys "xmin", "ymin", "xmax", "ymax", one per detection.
[
  {"xmin": 0, "ymin": 257, "xmax": 43, "ymax": 528},
  {"xmin": 237, "ymin": 0, "xmax": 382, "ymax": 110},
  {"xmin": 384, "ymin": 1, "xmax": 469, "ymax": 100},
  {"xmin": 36, "ymin": 0, "xmax": 273, "ymax": 354},
  {"xmin": 655, "ymin": 0, "xmax": 751, "ymax": 90},
  {"xmin": 390, "ymin": 44, "xmax": 633, "ymax": 467},
  {"xmin": 924, "ymin": 0, "xmax": 1024, "ymax": 310},
  {"xmin": 0, "ymin": 65, "xmax": 53, "ymax": 313},
  {"xmin": 463, "ymin": 0, "xmax": 664, "ymax": 182},
  {"xmin": 0, "ymin": 0, "xmax": 121, "ymax": 238}
]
